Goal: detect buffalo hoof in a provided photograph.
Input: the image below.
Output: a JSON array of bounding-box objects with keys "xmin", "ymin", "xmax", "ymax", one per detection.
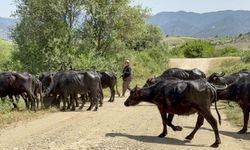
[
  {"xmin": 210, "ymin": 142, "xmax": 219, "ymax": 148},
  {"xmin": 158, "ymin": 132, "xmax": 167, "ymax": 138},
  {"xmin": 86, "ymin": 108, "xmax": 91, "ymax": 111},
  {"xmin": 60, "ymin": 108, "xmax": 66, "ymax": 112},
  {"xmin": 185, "ymin": 135, "xmax": 193, "ymax": 140},
  {"xmin": 237, "ymin": 129, "xmax": 247, "ymax": 134},
  {"xmin": 173, "ymin": 126, "xmax": 183, "ymax": 131},
  {"xmin": 70, "ymin": 108, "xmax": 75, "ymax": 111}
]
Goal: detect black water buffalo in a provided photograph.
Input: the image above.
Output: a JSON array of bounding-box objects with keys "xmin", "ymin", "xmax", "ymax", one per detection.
[
  {"xmin": 125, "ymin": 78, "xmax": 221, "ymax": 147},
  {"xmin": 21, "ymin": 72, "xmax": 43, "ymax": 109},
  {"xmin": 217, "ymin": 76, "xmax": 250, "ymax": 134},
  {"xmin": 39, "ymin": 72, "xmax": 55, "ymax": 92},
  {"xmin": 143, "ymin": 68, "xmax": 206, "ymax": 132},
  {"xmin": 0, "ymin": 72, "xmax": 36, "ymax": 111},
  {"xmin": 97, "ymin": 71, "xmax": 120, "ymax": 102},
  {"xmin": 144, "ymin": 68, "xmax": 206, "ymax": 87},
  {"xmin": 45, "ymin": 71, "xmax": 103, "ymax": 111},
  {"xmin": 207, "ymin": 69, "xmax": 250, "ymax": 85}
]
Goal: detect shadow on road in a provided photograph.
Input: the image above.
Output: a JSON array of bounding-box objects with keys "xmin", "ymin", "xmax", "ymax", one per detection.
[
  {"xmin": 106, "ymin": 133, "xmax": 205, "ymax": 147},
  {"xmin": 184, "ymin": 126, "xmax": 250, "ymax": 140}
]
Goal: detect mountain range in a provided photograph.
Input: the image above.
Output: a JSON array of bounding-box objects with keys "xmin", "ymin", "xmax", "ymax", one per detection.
[
  {"xmin": 148, "ymin": 10, "xmax": 250, "ymax": 38},
  {"xmin": 1, "ymin": 10, "xmax": 250, "ymax": 40}
]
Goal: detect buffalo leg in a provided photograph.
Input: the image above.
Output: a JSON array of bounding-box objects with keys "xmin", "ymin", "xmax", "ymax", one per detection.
[
  {"xmin": 158, "ymin": 107, "xmax": 167, "ymax": 138},
  {"xmin": 79, "ymin": 94, "xmax": 86, "ymax": 110},
  {"xmin": 203, "ymin": 110, "xmax": 221, "ymax": 148},
  {"xmin": 108, "ymin": 87, "xmax": 115, "ymax": 102},
  {"xmin": 70, "ymin": 95, "xmax": 75, "ymax": 111},
  {"xmin": 167, "ymin": 114, "xmax": 182, "ymax": 131},
  {"xmin": 98, "ymin": 91, "xmax": 103, "ymax": 107},
  {"xmin": 27, "ymin": 93, "xmax": 36, "ymax": 112},
  {"xmin": 93, "ymin": 95, "xmax": 99, "ymax": 111},
  {"xmin": 87, "ymin": 97, "xmax": 94, "ymax": 111},
  {"xmin": 75, "ymin": 94, "xmax": 79, "ymax": 107},
  {"xmin": 238, "ymin": 108, "xmax": 249, "ymax": 134},
  {"xmin": 185, "ymin": 114, "xmax": 204, "ymax": 140}
]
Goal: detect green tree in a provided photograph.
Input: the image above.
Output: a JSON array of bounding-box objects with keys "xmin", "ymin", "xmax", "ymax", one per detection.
[
  {"xmin": 181, "ymin": 40, "xmax": 215, "ymax": 58},
  {"xmin": 11, "ymin": 0, "xmax": 163, "ymax": 73},
  {"xmin": 12, "ymin": 0, "xmax": 81, "ymax": 73}
]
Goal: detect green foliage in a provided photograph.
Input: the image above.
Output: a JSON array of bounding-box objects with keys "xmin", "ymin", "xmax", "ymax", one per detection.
[
  {"xmin": 241, "ymin": 50, "xmax": 250, "ymax": 63},
  {"xmin": 223, "ymin": 102, "xmax": 243, "ymax": 127},
  {"xmin": 181, "ymin": 40, "xmax": 215, "ymax": 58},
  {"xmin": 208, "ymin": 59, "xmax": 249, "ymax": 75},
  {"xmin": 0, "ymin": 40, "xmax": 13, "ymax": 71},
  {"xmin": 215, "ymin": 46, "xmax": 241, "ymax": 57},
  {"xmin": 11, "ymin": 0, "xmax": 163, "ymax": 74},
  {"xmin": 0, "ymin": 100, "xmax": 12, "ymax": 114}
]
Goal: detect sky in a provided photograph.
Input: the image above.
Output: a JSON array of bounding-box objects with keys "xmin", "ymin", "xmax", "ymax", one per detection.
[{"xmin": 1, "ymin": 0, "xmax": 250, "ymax": 18}]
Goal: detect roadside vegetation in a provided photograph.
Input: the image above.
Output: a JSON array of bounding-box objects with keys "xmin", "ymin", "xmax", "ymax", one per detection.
[{"xmin": 167, "ymin": 39, "xmax": 242, "ymax": 58}]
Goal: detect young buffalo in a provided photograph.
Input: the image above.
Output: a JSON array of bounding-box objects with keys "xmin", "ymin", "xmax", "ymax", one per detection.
[{"xmin": 124, "ymin": 79, "xmax": 221, "ymax": 148}]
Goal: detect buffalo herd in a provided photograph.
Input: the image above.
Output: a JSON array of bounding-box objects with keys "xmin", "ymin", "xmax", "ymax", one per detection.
[
  {"xmin": 1, "ymin": 68, "xmax": 250, "ymax": 147},
  {"xmin": 0, "ymin": 70, "xmax": 120, "ymax": 111},
  {"xmin": 125, "ymin": 68, "xmax": 250, "ymax": 148}
]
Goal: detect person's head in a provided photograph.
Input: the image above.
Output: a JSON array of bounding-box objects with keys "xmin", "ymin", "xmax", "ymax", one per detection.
[{"xmin": 124, "ymin": 59, "xmax": 130, "ymax": 66}]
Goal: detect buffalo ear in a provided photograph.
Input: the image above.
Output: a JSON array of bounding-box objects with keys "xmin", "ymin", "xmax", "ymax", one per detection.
[{"xmin": 219, "ymin": 72, "xmax": 225, "ymax": 77}]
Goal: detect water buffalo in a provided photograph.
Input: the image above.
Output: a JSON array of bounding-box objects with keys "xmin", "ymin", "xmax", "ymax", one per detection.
[
  {"xmin": 0, "ymin": 72, "xmax": 37, "ymax": 111},
  {"xmin": 39, "ymin": 72, "xmax": 55, "ymax": 92},
  {"xmin": 144, "ymin": 68, "xmax": 206, "ymax": 87},
  {"xmin": 97, "ymin": 71, "xmax": 120, "ymax": 102},
  {"xmin": 207, "ymin": 69, "xmax": 250, "ymax": 85},
  {"xmin": 45, "ymin": 71, "xmax": 103, "ymax": 111},
  {"xmin": 125, "ymin": 78, "xmax": 221, "ymax": 147},
  {"xmin": 143, "ymin": 68, "xmax": 206, "ymax": 132},
  {"xmin": 217, "ymin": 75, "xmax": 250, "ymax": 134}
]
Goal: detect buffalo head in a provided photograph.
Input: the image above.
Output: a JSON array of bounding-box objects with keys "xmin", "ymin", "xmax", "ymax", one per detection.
[
  {"xmin": 207, "ymin": 72, "xmax": 225, "ymax": 85},
  {"xmin": 124, "ymin": 85, "xmax": 142, "ymax": 106}
]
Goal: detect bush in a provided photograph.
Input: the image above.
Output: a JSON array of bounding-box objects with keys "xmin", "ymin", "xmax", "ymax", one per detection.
[
  {"xmin": 217, "ymin": 46, "xmax": 241, "ymax": 57},
  {"xmin": 181, "ymin": 40, "xmax": 215, "ymax": 58},
  {"xmin": 241, "ymin": 51, "xmax": 250, "ymax": 63}
]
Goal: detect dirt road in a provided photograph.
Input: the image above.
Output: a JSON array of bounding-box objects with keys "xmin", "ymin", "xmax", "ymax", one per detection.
[{"xmin": 0, "ymin": 57, "xmax": 249, "ymax": 150}]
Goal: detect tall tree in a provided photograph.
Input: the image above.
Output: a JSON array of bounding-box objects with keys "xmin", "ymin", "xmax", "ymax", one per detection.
[{"xmin": 12, "ymin": 0, "xmax": 82, "ymax": 73}]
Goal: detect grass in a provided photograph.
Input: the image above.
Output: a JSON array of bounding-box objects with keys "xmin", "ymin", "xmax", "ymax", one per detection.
[
  {"xmin": 0, "ymin": 99, "xmax": 57, "ymax": 128},
  {"xmin": 223, "ymin": 102, "xmax": 243, "ymax": 127}
]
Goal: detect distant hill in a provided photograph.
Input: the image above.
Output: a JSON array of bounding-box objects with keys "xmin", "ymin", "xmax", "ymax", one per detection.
[
  {"xmin": 0, "ymin": 17, "xmax": 17, "ymax": 40},
  {"xmin": 148, "ymin": 10, "xmax": 250, "ymax": 38}
]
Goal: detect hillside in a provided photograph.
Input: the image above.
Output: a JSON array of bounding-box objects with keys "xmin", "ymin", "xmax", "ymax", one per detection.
[
  {"xmin": 0, "ymin": 17, "xmax": 17, "ymax": 40},
  {"xmin": 148, "ymin": 10, "xmax": 250, "ymax": 38},
  {"xmin": 209, "ymin": 32, "xmax": 250, "ymax": 50}
]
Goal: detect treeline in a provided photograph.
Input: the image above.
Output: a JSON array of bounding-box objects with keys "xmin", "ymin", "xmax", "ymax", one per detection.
[{"xmin": 5, "ymin": 0, "xmax": 166, "ymax": 76}]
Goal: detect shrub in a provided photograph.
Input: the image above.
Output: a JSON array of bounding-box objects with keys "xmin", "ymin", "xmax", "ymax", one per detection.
[
  {"xmin": 217, "ymin": 46, "xmax": 241, "ymax": 56},
  {"xmin": 241, "ymin": 51, "xmax": 250, "ymax": 63},
  {"xmin": 181, "ymin": 40, "xmax": 215, "ymax": 58}
]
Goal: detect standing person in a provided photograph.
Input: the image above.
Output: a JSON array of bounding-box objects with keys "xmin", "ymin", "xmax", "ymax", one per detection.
[{"xmin": 122, "ymin": 60, "xmax": 132, "ymax": 97}]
